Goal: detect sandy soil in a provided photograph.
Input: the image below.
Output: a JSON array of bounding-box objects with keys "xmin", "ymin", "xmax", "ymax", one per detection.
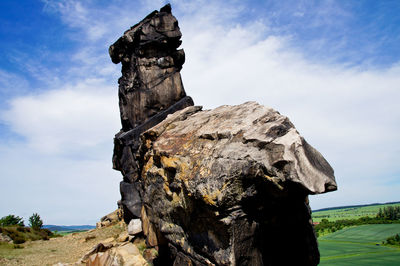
[{"xmin": 0, "ymin": 223, "xmax": 125, "ymax": 266}]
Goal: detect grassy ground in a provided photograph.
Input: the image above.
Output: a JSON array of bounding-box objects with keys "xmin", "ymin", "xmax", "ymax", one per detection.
[
  {"xmin": 0, "ymin": 223, "xmax": 125, "ymax": 265},
  {"xmin": 319, "ymin": 224, "xmax": 400, "ymax": 265},
  {"xmin": 312, "ymin": 203, "xmax": 400, "ymax": 222},
  {"xmin": 320, "ymin": 251, "xmax": 400, "ymax": 266},
  {"xmin": 56, "ymin": 230, "xmax": 88, "ymax": 236}
]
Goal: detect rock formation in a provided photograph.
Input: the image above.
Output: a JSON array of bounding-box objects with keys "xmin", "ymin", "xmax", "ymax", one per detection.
[
  {"xmin": 109, "ymin": 3, "xmax": 189, "ymax": 131},
  {"xmin": 110, "ymin": 4, "xmax": 337, "ymax": 266}
]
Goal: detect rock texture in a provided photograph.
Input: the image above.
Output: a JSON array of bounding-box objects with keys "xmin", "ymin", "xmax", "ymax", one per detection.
[
  {"xmin": 110, "ymin": 4, "xmax": 337, "ymax": 266},
  {"xmin": 127, "ymin": 219, "xmax": 142, "ymax": 236},
  {"xmin": 85, "ymin": 243, "xmax": 148, "ymax": 266},
  {"xmin": 96, "ymin": 208, "xmax": 123, "ymax": 228},
  {"xmin": 109, "ymin": 3, "xmax": 189, "ymax": 131},
  {"xmin": 110, "ymin": 4, "xmax": 194, "ymax": 223},
  {"xmin": 138, "ymin": 102, "xmax": 336, "ymax": 265}
]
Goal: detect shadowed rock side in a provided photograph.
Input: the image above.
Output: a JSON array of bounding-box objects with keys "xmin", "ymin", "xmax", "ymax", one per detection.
[{"xmin": 136, "ymin": 102, "xmax": 336, "ymax": 265}]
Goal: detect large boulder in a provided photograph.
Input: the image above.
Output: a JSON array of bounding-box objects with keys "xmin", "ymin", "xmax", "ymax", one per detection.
[
  {"xmin": 84, "ymin": 243, "xmax": 148, "ymax": 266},
  {"xmin": 136, "ymin": 102, "xmax": 336, "ymax": 265}
]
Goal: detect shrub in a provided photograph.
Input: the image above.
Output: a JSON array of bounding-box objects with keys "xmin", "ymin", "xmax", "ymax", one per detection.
[
  {"xmin": 16, "ymin": 226, "xmax": 28, "ymax": 232},
  {"xmin": 42, "ymin": 228, "xmax": 53, "ymax": 236},
  {"xmin": 385, "ymin": 234, "xmax": 400, "ymax": 246},
  {"xmin": 13, "ymin": 236, "xmax": 26, "ymax": 244},
  {"xmin": 35, "ymin": 229, "xmax": 51, "ymax": 240},
  {"xmin": 2, "ymin": 227, "xmax": 19, "ymax": 239}
]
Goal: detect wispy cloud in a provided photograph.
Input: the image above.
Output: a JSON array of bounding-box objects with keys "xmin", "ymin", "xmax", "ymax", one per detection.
[
  {"xmin": 1, "ymin": 79, "xmax": 120, "ymax": 155},
  {"xmin": 0, "ymin": 70, "xmax": 29, "ymax": 100}
]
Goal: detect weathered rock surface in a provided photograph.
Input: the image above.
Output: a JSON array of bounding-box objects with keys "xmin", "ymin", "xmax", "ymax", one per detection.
[
  {"xmin": 127, "ymin": 219, "xmax": 142, "ymax": 236},
  {"xmin": 109, "ymin": 3, "xmax": 189, "ymax": 131},
  {"xmin": 109, "ymin": 4, "xmax": 337, "ymax": 266},
  {"xmin": 110, "ymin": 4, "xmax": 193, "ymax": 223},
  {"xmin": 97, "ymin": 209, "xmax": 123, "ymax": 228},
  {"xmin": 84, "ymin": 242, "xmax": 148, "ymax": 266},
  {"xmin": 81, "ymin": 243, "xmax": 113, "ymax": 263},
  {"xmin": 136, "ymin": 102, "xmax": 336, "ymax": 265}
]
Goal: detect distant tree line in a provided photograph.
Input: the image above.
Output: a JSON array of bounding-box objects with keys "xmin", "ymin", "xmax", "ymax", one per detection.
[
  {"xmin": 377, "ymin": 206, "xmax": 400, "ymax": 220},
  {"xmin": 314, "ymin": 210, "xmax": 400, "ymax": 236},
  {"xmin": 313, "ymin": 215, "xmax": 331, "ymax": 219}
]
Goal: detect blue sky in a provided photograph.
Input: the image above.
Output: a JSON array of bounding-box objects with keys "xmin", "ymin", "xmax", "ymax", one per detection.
[{"xmin": 0, "ymin": 0, "xmax": 399, "ymax": 225}]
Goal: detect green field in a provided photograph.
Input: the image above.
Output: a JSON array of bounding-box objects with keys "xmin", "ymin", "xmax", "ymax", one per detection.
[
  {"xmin": 320, "ymin": 224, "xmax": 400, "ymax": 243},
  {"xmin": 312, "ymin": 202, "xmax": 400, "ymax": 222},
  {"xmin": 319, "ymin": 224, "xmax": 400, "ymax": 265}
]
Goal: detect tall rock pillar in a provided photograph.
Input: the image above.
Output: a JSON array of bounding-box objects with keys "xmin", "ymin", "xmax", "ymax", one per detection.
[{"xmin": 109, "ymin": 4, "xmax": 194, "ymax": 222}]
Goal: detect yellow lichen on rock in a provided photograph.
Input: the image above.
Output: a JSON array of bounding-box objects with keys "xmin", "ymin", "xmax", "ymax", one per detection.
[
  {"xmin": 172, "ymin": 192, "xmax": 181, "ymax": 203},
  {"xmin": 142, "ymin": 156, "xmax": 154, "ymax": 177},
  {"xmin": 202, "ymin": 194, "xmax": 217, "ymax": 205},
  {"xmin": 161, "ymin": 155, "xmax": 179, "ymax": 169},
  {"xmin": 264, "ymin": 175, "xmax": 284, "ymax": 190},
  {"xmin": 163, "ymin": 183, "xmax": 173, "ymax": 196}
]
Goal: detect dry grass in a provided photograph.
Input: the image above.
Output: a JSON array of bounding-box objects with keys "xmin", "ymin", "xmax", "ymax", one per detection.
[{"xmin": 0, "ymin": 223, "xmax": 125, "ymax": 266}]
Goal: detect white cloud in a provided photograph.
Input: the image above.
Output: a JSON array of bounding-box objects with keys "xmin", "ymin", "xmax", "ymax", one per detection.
[
  {"xmin": 0, "ymin": 142, "xmax": 121, "ymax": 225},
  {"xmin": 2, "ymin": 79, "xmax": 120, "ymax": 155},
  {"xmin": 0, "ymin": 76, "xmax": 122, "ymax": 224}
]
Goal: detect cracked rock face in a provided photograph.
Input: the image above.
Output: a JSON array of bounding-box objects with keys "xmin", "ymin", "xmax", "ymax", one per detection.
[
  {"xmin": 109, "ymin": 4, "xmax": 194, "ymax": 223},
  {"xmin": 137, "ymin": 102, "xmax": 336, "ymax": 265},
  {"xmin": 109, "ymin": 3, "xmax": 187, "ymax": 131}
]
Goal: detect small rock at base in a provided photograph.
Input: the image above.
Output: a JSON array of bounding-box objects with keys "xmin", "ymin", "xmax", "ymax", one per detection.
[
  {"xmin": 142, "ymin": 248, "xmax": 158, "ymax": 262},
  {"xmin": 0, "ymin": 233, "xmax": 12, "ymax": 243},
  {"xmin": 117, "ymin": 232, "xmax": 129, "ymax": 242},
  {"xmin": 127, "ymin": 219, "xmax": 142, "ymax": 236}
]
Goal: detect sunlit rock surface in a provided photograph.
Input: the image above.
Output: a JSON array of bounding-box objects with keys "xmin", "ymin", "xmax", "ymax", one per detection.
[{"xmin": 137, "ymin": 102, "xmax": 336, "ymax": 265}]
